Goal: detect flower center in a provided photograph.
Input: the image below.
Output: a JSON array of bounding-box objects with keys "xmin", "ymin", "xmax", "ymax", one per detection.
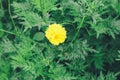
[{"xmin": 54, "ymin": 35, "xmax": 59, "ymax": 40}]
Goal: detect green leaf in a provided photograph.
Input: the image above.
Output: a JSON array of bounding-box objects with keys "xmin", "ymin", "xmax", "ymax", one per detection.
[
  {"xmin": 93, "ymin": 52, "xmax": 104, "ymax": 70},
  {"xmin": 33, "ymin": 32, "xmax": 45, "ymax": 41},
  {"xmin": 116, "ymin": 50, "xmax": 120, "ymax": 61},
  {"xmin": 111, "ymin": 0, "xmax": 120, "ymax": 15},
  {"xmin": 12, "ymin": 1, "xmax": 44, "ymax": 32},
  {"xmin": 32, "ymin": 0, "xmax": 57, "ymax": 13}
]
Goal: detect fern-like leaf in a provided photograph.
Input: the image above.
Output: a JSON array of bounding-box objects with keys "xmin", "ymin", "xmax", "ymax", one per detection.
[
  {"xmin": 12, "ymin": 1, "xmax": 44, "ymax": 31},
  {"xmin": 32, "ymin": 0, "xmax": 57, "ymax": 13},
  {"xmin": 63, "ymin": 40, "xmax": 96, "ymax": 60},
  {"xmin": 0, "ymin": 38, "xmax": 16, "ymax": 53},
  {"xmin": 116, "ymin": 50, "xmax": 120, "ymax": 61}
]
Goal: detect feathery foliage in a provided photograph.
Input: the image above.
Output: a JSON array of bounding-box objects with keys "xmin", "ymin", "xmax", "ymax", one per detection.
[{"xmin": 0, "ymin": 0, "xmax": 120, "ymax": 80}]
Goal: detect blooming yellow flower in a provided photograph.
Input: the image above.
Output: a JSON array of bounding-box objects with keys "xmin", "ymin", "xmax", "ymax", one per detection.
[{"xmin": 45, "ymin": 23, "xmax": 67, "ymax": 45}]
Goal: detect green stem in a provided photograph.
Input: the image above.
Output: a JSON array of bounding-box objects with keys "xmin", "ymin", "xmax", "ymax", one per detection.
[
  {"xmin": 8, "ymin": 0, "xmax": 18, "ymax": 34},
  {"xmin": 0, "ymin": 29, "xmax": 16, "ymax": 35},
  {"xmin": 63, "ymin": 16, "xmax": 86, "ymax": 52},
  {"xmin": 0, "ymin": 28, "xmax": 41, "ymax": 46},
  {"xmin": 71, "ymin": 16, "xmax": 86, "ymax": 42},
  {"xmin": 63, "ymin": 1, "xmax": 94, "ymax": 52},
  {"xmin": 43, "ymin": 1, "xmax": 47, "ymax": 23}
]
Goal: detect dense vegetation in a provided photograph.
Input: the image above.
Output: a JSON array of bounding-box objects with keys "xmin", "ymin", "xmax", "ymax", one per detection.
[{"xmin": 0, "ymin": 0, "xmax": 120, "ymax": 80}]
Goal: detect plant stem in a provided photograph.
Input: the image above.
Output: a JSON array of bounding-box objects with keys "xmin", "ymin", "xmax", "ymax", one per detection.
[
  {"xmin": 63, "ymin": 1, "xmax": 94, "ymax": 52},
  {"xmin": 0, "ymin": 29, "xmax": 16, "ymax": 35},
  {"xmin": 63, "ymin": 16, "xmax": 86, "ymax": 53},
  {"xmin": 71, "ymin": 16, "xmax": 86, "ymax": 42},
  {"xmin": 8, "ymin": 0, "xmax": 18, "ymax": 34}
]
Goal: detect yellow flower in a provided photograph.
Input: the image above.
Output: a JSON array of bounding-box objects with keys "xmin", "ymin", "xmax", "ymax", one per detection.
[{"xmin": 45, "ymin": 23, "xmax": 67, "ymax": 45}]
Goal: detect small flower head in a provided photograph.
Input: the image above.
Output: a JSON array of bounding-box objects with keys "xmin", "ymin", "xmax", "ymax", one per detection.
[{"xmin": 45, "ymin": 23, "xmax": 67, "ymax": 45}]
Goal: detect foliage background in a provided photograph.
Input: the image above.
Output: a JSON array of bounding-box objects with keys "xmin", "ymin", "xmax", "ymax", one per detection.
[{"xmin": 0, "ymin": 0, "xmax": 120, "ymax": 80}]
